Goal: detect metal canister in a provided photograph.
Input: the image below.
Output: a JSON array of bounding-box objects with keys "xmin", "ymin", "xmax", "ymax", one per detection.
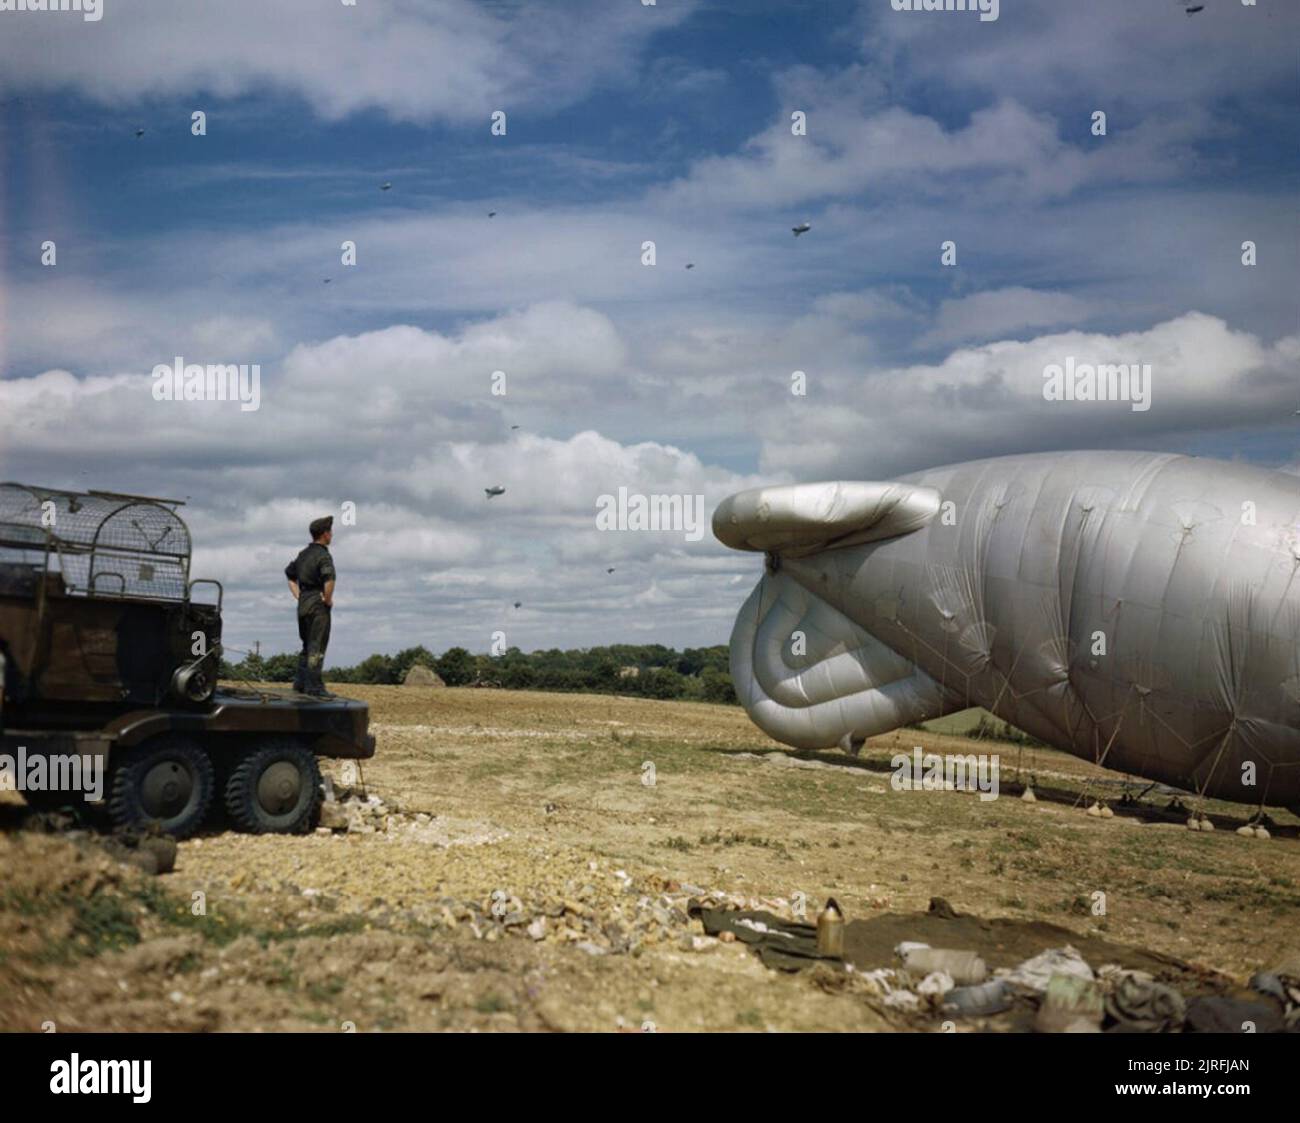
[{"xmin": 816, "ymin": 898, "xmax": 845, "ymax": 957}]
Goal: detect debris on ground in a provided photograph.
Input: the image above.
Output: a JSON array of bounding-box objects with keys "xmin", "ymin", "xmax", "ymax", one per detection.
[{"xmin": 688, "ymin": 894, "xmax": 1297, "ymax": 1033}]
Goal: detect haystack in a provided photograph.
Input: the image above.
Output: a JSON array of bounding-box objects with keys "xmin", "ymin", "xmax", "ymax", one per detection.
[{"xmin": 403, "ymin": 664, "xmax": 445, "ymax": 687}]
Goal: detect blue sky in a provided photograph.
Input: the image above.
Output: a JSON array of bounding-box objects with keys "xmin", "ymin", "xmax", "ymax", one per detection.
[{"xmin": 0, "ymin": 0, "xmax": 1297, "ymax": 660}]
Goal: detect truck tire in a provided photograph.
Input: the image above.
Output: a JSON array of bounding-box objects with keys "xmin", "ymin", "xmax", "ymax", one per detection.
[
  {"xmin": 108, "ymin": 735, "xmax": 215, "ymax": 839},
  {"xmin": 224, "ymin": 739, "xmax": 322, "ymax": 835}
]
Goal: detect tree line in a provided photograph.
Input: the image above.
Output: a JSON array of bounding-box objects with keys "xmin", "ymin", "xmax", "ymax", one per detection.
[{"xmin": 219, "ymin": 643, "xmax": 738, "ymax": 705}]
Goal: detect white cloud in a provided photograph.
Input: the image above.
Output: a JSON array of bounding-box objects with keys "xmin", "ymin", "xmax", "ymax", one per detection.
[
  {"xmin": 920, "ymin": 287, "xmax": 1095, "ymax": 347},
  {"xmin": 0, "ymin": 1, "xmax": 695, "ymax": 124},
  {"xmin": 862, "ymin": 0, "xmax": 1300, "ymax": 109},
  {"xmin": 811, "ymin": 287, "xmax": 925, "ymax": 323},
  {"xmin": 0, "ymin": 303, "xmax": 772, "ymax": 659},
  {"xmin": 758, "ymin": 313, "xmax": 1300, "ymax": 479},
  {"xmin": 190, "ymin": 316, "xmax": 278, "ymax": 355},
  {"xmin": 652, "ymin": 97, "xmax": 1192, "ymax": 212},
  {"xmin": 3, "ymin": 300, "xmax": 1295, "ymax": 659}
]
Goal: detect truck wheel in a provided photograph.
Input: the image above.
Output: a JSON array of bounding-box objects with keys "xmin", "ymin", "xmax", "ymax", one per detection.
[
  {"xmin": 224, "ymin": 739, "xmax": 322, "ymax": 835},
  {"xmin": 108, "ymin": 736, "xmax": 215, "ymax": 839}
]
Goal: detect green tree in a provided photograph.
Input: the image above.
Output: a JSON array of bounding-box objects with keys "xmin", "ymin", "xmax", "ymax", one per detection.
[
  {"xmin": 226, "ymin": 652, "xmax": 266, "ymax": 682},
  {"xmin": 263, "ymin": 652, "xmax": 298, "ymax": 682},
  {"xmin": 701, "ymin": 668, "xmax": 737, "ymax": 705},
  {"xmin": 436, "ymin": 646, "xmax": 475, "ymax": 686},
  {"xmin": 354, "ymin": 653, "xmax": 398, "ymax": 684},
  {"xmin": 587, "ymin": 659, "xmax": 619, "ymax": 693},
  {"xmin": 639, "ymin": 667, "xmax": 687, "ymax": 699},
  {"xmin": 392, "ymin": 645, "xmax": 437, "ymax": 682},
  {"xmin": 501, "ymin": 662, "xmax": 536, "ymax": 689}
]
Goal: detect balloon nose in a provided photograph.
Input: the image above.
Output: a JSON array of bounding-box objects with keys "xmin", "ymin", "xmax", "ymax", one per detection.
[{"xmin": 713, "ymin": 480, "xmax": 940, "ymax": 557}]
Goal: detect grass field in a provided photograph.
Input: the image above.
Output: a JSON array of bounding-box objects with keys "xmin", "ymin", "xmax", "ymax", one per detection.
[{"xmin": 1, "ymin": 687, "xmax": 1296, "ymax": 1032}]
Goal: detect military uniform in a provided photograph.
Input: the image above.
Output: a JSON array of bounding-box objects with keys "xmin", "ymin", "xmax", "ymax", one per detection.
[{"xmin": 285, "ymin": 531, "xmax": 336, "ymax": 695}]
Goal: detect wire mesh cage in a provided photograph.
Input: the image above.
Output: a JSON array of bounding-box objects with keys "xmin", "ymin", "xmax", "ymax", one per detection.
[{"xmin": 0, "ymin": 483, "xmax": 191, "ymax": 601}]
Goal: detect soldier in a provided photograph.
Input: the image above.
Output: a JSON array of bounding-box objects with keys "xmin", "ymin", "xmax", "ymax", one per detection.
[{"xmin": 285, "ymin": 516, "xmax": 336, "ymax": 698}]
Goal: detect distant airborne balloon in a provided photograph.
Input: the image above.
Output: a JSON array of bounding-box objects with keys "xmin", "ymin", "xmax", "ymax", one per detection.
[{"xmin": 715, "ymin": 451, "xmax": 1300, "ymax": 814}]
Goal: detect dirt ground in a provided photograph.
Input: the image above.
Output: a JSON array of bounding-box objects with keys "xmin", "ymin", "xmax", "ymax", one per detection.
[{"xmin": 2, "ymin": 686, "xmax": 1297, "ymax": 1032}]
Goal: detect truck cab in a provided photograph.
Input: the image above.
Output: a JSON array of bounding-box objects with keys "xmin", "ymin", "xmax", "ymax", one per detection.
[{"xmin": 0, "ymin": 483, "xmax": 375, "ymax": 836}]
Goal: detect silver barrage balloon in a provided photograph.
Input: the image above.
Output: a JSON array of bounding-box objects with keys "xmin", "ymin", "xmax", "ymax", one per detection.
[{"xmin": 714, "ymin": 451, "xmax": 1300, "ymax": 813}]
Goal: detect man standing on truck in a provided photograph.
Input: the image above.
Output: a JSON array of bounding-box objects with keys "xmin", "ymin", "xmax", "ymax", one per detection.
[{"xmin": 285, "ymin": 516, "xmax": 336, "ymax": 698}]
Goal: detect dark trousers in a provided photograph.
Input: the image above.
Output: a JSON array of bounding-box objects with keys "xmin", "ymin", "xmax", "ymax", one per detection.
[{"xmin": 294, "ymin": 599, "xmax": 331, "ymax": 693}]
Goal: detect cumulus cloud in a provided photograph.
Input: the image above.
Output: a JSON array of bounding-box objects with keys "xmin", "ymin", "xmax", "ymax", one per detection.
[
  {"xmin": 920, "ymin": 287, "xmax": 1096, "ymax": 347},
  {"xmin": 652, "ymin": 97, "xmax": 1195, "ymax": 212},
  {"xmin": 758, "ymin": 313, "xmax": 1300, "ymax": 479},
  {"xmin": 861, "ymin": 0, "xmax": 1300, "ymax": 110},
  {"xmin": 0, "ymin": 0, "xmax": 694, "ymax": 124},
  {"xmin": 0, "ymin": 303, "xmax": 639, "ymax": 485},
  {"xmin": 0, "ymin": 303, "xmax": 772, "ymax": 659},
  {"xmin": 4, "ymin": 298, "xmax": 1296, "ymax": 660}
]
